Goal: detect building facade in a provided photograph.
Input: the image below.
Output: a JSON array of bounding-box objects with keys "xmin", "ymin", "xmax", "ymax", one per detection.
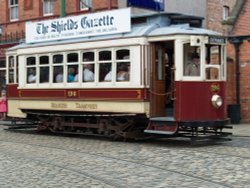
[{"xmin": 223, "ymin": 0, "xmax": 250, "ymax": 123}]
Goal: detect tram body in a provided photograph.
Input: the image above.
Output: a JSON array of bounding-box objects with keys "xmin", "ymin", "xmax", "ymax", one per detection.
[{"xmin": 5, "ymin": 10, "xmax": 230, "ymax": 140}]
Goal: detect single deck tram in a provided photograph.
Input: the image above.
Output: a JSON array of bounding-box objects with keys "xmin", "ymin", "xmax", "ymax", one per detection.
[{"xmin": 4, "ymin": 9, "xmax": 231, "ymax": 140}]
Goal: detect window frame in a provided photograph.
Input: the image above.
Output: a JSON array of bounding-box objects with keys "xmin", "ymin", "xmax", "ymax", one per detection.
[
  {"xmin": 223, "ymin": 6, "xmax": 229, "ymax": 21},
  {"xmin": 80, "ymin": 0, "xmax": 92, "ymax": 10},
  {"xmin": 43, "ymin": 0, "xmax": 53, "ymax": 16},
  {"xmin": 9, "ymin": 0, "xmax": 19, "ymax": 21},
  {"xmin": 23, "ymin": 47, "xmax": 133, "ymax": 88}
]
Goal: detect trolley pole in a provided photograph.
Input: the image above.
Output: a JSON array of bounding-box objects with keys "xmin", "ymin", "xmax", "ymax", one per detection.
[{"xmin": 60, "ymin": 0, "xmax": 66, "ymax": 17}]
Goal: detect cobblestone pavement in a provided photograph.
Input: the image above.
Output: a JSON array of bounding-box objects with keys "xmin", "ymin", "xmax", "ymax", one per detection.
[{"xmin": 0, "ymin": 126, "xmax": 249, "ymax": 188}]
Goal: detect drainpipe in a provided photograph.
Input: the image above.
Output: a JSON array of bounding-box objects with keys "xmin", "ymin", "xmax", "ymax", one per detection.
[
  {"xmin": 60, "ymin": 0, "xmax": 66, "ymax": 17},
  {"xmin": 232, "ymin": 38, "xmax": 242, "ymax": 105},
  {"xmin": 228, "ymin": 37, "xmax": 242, "ymax": 124}
]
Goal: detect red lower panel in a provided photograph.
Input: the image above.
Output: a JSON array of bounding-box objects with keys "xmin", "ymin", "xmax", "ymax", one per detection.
[{"xmin": 6, "ymin": 85, "xmax": 146, "ymax": 100}]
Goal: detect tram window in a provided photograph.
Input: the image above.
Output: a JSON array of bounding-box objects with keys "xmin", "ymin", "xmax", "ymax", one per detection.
[
  {"xmin": 27, "ymin": 67, "xmax": 36, "ymax": 83},
  {"xmin": 0, "ymin": 70, "xmax": 6, "ymax": 93},
  {"xmin": 82, "ymin": 64, "xmax": 95, "ymax": 82},
  {"xmin": 99, "ymin": 50, "xmax": 112, "ymax": 82},
  {"xmin": 39, "ymin": 56, "xmax": 49, "ymax": 65},
  {"xmin": 53, "ymin": 54, "xmax": 63, "ymax": 64},
  {"xmin": 116, "ymin": 49, "xmax": 130, "ymax": 82},
  {"xmin": 26, "ymin": 57, "xmax": 36, "ymax": 65},
  {"xmin": 53, "ymin": 66, "xmax": 64, "ymax": 83},
  {"xmin": 83, "ymin": 52, "xmax": 94, "ymax": 61},
  {"xmin": 116, "ymin": 62, "xmax": 130, "ymax": 82},
  {"xmin": 8, "ymin": 56, "xmax": 14, "ymax": 83},
  {"xmin": 40, "ymin": 67, "xmax": 49, "ymax": 83},
  {"xmin": 99, "ymin": 51, "xmax": 111, "ymax": 61},
  {"xmin": 39, "ymin": 55, "xmax": 50, "ymax": 83},
  {"xmin": 67, "ymin": 53, "xmax": 78, "ymax": 63},
  {"xmin": 0, "ymin": 59, "xmax": 6, "ymax": 68},
  {"xmin": 16, "ymin": 56, "xmax": 19, "ymax": 83},
  {"xmin": 205, "ymin": 45, "xmax": 221, "ymax": 80},
  {"xmin": 155, "ymin": 48, "xmax": 163, "ymax": 80},
  {"xmin": 116, "ymin": 49, "xmax": 130, "ymax": 60},
  {"xmin": 183, "ymin": 44, "xmax": 200, "ymax": 76},
  {"xmin": 67, "ymin": 65, "xmax": 78, "ymax": 82},
  {"xmin": 82, "ymin": 52, "xmax": 95, "ymax": 82},
  {"xmin": 100, "ymin": 63, "xmax": 112, "ymax": 82},
  {"xmin": 206, "ymin": 67, "xmax": 219, "ymax": 80}
]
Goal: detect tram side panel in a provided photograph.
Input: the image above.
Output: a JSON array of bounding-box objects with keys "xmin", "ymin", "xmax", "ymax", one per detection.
[{"xmin": 174, "ymin": 81, "xmax": 227, "ymax": 123}]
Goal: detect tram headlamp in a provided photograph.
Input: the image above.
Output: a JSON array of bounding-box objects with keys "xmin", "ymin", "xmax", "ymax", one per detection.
[{"xmin": 211, "ymin": 94, "xmax": 222, "ymax": 108}]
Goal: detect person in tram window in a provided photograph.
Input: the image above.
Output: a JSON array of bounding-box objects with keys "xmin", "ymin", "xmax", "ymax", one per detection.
[
  {"xmin": 67, "ymin": 67, "xmax": 75, "ymax": 82},
  {"xmin": 104, "ymin": 70, "xmax": 112, "ymax": 81},
  {"xmin": 28, "ymin": 68, "xmax": 36, "ymax": 83},
  {"xmin": 103, "ymin": 64, "xmax": 112, "ymax": 82},
  {"xmin": 82, "ymin": 64, "xmax": 94, "ymax": 82},
  {"xmin": 184, "ymin": 53, "xmax": 200, "ymax": 76},
  {"xmin": 55, "ymin": 67, "xmax": 64, "ymax": 83},
  {"xmin": 116, "ymin": 63, "xmax": 129, "ymax": 81}
]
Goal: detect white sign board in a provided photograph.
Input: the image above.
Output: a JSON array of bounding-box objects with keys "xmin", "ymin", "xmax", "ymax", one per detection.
[{"xmin": 26, "ymin": 8, "xmax": 131, "ymax": 43}]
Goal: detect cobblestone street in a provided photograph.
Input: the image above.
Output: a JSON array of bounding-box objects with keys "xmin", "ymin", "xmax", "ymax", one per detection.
[{"xmin": 0, "ymin": 126, "xmax": 249, "ymax": 188}]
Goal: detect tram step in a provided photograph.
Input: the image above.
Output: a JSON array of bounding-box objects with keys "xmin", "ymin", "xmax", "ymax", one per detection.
[
  {"xmin": 149, "ymin": 116, "xmax": 175, "ymax": 122},
  {"xmin": 145, "ymin": 116, "xmax": 178, "ymax": 135}
]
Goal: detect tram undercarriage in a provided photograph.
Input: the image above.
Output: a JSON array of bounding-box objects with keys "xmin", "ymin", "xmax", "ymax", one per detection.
[
  {"xmin": 3, "ymin": 110, "xmax": 232, "ymax": 141},
  {"xmin": 24, "ymin": 111, "xmax": 148, "ymax": 140}
]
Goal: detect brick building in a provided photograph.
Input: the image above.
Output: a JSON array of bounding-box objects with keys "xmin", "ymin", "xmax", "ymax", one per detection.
[{"xmin": 223, "ymin": 0, "xmax": 250, "ymax": 123}]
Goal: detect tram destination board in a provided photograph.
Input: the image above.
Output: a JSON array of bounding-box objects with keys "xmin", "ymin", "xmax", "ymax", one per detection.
[
  {"xmin": 127, "ymin": 0, "xmax": 164, "ymax": 11},
  {"xmin": 209, "ymin": 36, "xmax": 226, "ymax": 44}
]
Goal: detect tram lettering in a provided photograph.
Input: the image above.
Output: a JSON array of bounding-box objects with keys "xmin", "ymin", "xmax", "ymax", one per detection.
[
  {"xmin": 51, "ymin": 103, "xmax": 67, "ymax": 108},
  {"xmin": 75, "ymin": 103, "xmax": 97, "ymax": 110}
]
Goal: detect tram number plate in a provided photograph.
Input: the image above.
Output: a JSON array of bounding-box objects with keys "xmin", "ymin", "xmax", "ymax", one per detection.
[{"xmin": 67, "ymin": 90, "xmax": 78, "ymax": 98}]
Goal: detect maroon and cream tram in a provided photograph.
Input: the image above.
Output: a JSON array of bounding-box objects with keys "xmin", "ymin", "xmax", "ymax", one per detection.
[{"xmin": 5, "ymin": 9, "xmax": 231, "ymax": 140}]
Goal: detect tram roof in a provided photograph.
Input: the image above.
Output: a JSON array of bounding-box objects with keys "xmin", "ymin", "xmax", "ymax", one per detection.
[{"xmin": 8, "ymin": 13, "xmax": 221, "ymax": 51}]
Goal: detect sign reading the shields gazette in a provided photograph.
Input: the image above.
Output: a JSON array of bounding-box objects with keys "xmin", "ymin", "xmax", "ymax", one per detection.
[{"xmin": 25, "ymin": 8, "xmax": 131, "ymax": 43}]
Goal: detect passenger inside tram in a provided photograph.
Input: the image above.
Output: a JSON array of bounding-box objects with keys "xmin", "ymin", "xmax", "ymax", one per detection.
[
  {"xmin": 55, "ymin": 67, "xmax": 63, "ymax": 83},
  {"xmin": 116, "ymin": 63, "xmax": 129, "ymax": 81},
  {"xmin": 67, "ymin": 67, "xmax": 75, "ymax": 82},
  {"xmin": 184, "ymin": 53, "xmax": 200, "ymax": 76},
  {"xmin": 82, "ymin": 64, "xmax": 94, "ymax": 82},
  {"xmin": 27, "ymin": 68, "xmax": 36, "ymax": 83}
]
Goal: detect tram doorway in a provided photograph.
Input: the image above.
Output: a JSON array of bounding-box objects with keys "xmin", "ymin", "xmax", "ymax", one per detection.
[{"xmin": 150, "ymin": 41, "xmax": 174, "ymax": 117}]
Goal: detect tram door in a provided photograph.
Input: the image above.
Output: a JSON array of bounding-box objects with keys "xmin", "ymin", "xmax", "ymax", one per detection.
[
  {"xmin": 150, "ymin": 43, "xmax": 166, "ymax": 117},
  {"xmin": 150, "ymin": 41, "xmax": 175, "ymax": 117}
]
